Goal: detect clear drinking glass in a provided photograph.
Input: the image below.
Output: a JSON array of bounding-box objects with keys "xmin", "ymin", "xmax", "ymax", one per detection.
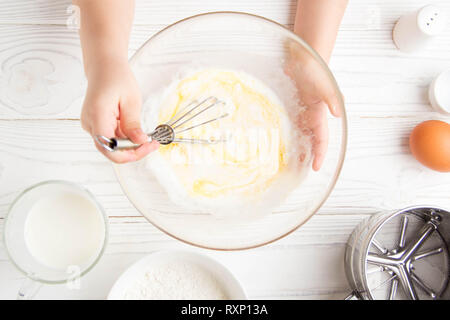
[
  {"xmin": 3, "ymin": 180, "xmax": 108, "ymax": 299},
  {"xmin": 115, "ymin": 12, "xmax": 347, "ymax": 250}
]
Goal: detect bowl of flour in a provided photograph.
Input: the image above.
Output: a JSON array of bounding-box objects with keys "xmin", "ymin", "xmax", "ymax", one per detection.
[{"xmin": 107, "ymin": 250, "xmax": 246, "ymax": 300}]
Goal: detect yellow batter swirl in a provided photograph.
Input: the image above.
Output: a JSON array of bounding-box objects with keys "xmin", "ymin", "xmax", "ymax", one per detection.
[{"xmin": 150, "ymin": 69, "xmax": 294, "ymax": 202}]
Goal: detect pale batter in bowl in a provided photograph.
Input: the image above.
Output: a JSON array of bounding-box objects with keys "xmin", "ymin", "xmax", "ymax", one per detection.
[{"xmin": 144, "ymin": 68, "xmax": 311, "ymax": 217}]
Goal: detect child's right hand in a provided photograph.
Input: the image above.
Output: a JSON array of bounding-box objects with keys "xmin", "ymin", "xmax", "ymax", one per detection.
[{"xmin": 81, "ymin": 59, "xmax": 159, "ymax": 163}]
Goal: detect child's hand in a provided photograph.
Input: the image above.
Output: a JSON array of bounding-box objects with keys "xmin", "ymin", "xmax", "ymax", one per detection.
[
  {"xmin": 291, "ymin": 0, "xmax": 347, "ymax": 171},
  {"xmin": 285, "ymin": 42, "xmax": 342, "ymax": 171},
  {"xmin": 81, "ymin": 60, "xmax": 159, "ymax": 163}
]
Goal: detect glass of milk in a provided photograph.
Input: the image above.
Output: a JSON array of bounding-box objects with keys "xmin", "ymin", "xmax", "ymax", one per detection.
[{"xmin": 3, "ymin": 180, "xmax": 108, "ymax": 299}]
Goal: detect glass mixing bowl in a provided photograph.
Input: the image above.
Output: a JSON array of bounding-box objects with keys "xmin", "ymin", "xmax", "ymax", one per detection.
[{"xmin": 114, "ymin": 12, "xmax": 347, "ymax": 250}]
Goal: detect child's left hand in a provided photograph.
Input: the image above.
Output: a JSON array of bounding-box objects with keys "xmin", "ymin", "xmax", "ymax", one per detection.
[{"xmin": 285, "ymin": 42, "xmax": 342, "ymax": 171}]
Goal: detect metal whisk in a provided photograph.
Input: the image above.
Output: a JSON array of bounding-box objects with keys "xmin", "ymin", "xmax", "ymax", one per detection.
[{"xmin": 96, "ymin": 96, "xmax": 229, "ymax": 152}]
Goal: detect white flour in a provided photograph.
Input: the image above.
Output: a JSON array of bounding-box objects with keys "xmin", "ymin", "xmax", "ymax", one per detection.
[{"xmin": 124, "ymin": 260, "xmax": 229, "ymax": 300}]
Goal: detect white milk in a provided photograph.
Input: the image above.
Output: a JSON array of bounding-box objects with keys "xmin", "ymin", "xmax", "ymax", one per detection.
[{"xmin": 24, "ymin": 191, "xmax": 105, "ymax": 270}]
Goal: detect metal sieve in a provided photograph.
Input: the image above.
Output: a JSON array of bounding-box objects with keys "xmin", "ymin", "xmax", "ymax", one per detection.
[{"xmin": 345, "ymin": 206, "xmax": 450, "ymax": 300}]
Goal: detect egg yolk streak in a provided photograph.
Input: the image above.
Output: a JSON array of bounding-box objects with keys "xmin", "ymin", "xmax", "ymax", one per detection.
[{"xmin": 156, "ymin": 69, "xmax": 292, "ymax": 199}]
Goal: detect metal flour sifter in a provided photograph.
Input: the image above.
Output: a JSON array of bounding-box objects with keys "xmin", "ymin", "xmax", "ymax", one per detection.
[{"xmin": 345, "ymin": 206, "xmax": 450, "ymax": 300}]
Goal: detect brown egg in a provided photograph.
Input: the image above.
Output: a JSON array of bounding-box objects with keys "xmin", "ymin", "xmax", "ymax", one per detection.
[{"xmin": 409, "ymin": 120, "xmax": 450, "ymax": 172}]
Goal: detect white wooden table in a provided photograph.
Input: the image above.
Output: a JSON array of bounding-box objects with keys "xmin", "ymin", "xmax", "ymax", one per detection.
[{"xmin": 0, "ymin": 0, "xmax": 449, "ymax": 300}]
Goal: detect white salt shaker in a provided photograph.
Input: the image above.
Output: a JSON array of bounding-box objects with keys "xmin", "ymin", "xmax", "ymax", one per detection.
[
  {"xmin": 429, "ymin": 70, "xmax": 450, "ymax": 115},
  {"xmin": 393, "ymin": 5, "xmax": 446, "ymax": 53}
]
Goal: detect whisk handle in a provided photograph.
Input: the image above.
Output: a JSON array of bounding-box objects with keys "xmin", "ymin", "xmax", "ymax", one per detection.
[
  {"xmin": 113, "ymin": 138, "xmax": 151, "ymax": 150},
  {"xmin": 95, "ymin": 135, "xmax": 153, "ymax": 152}
]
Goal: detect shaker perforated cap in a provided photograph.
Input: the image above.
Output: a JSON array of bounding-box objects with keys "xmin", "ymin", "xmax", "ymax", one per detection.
[
  {"xmin": 417, "ymin": 5, "xmax": 447, "ymax": 36},
  {"xmin": 393, "ymin": 5, "xmax": 447, "ymax": 53}
]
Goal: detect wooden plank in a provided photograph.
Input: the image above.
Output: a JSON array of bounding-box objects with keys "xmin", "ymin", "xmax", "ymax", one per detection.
[
  {"xmin": 0, "ymin": 0, "xmax": 449, "ymax": 120},
  {"xmin": 0, "ymin": 24, "xmax": 84, "ymax": 119},
  {"xmin": 0, "ymin": 119, "xmax": 449, "ymax": 219},
  {"xmin": 0, "ymin": 0, "xmax": 295, "ymax": 26},
  {"xmin": 0, "ymin": 214, "xmax": 364, "ymax": 299},
  {"xmin": 0, "ymin": 23, "xmax": 449, "ymax": 119},
  {"xmin": 0, "ymin": 0, "xmax": 70, "ymax": 25},
  {"xmin": 1, "ymin": 0, "xmax": 450, "ymax": 32}
]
